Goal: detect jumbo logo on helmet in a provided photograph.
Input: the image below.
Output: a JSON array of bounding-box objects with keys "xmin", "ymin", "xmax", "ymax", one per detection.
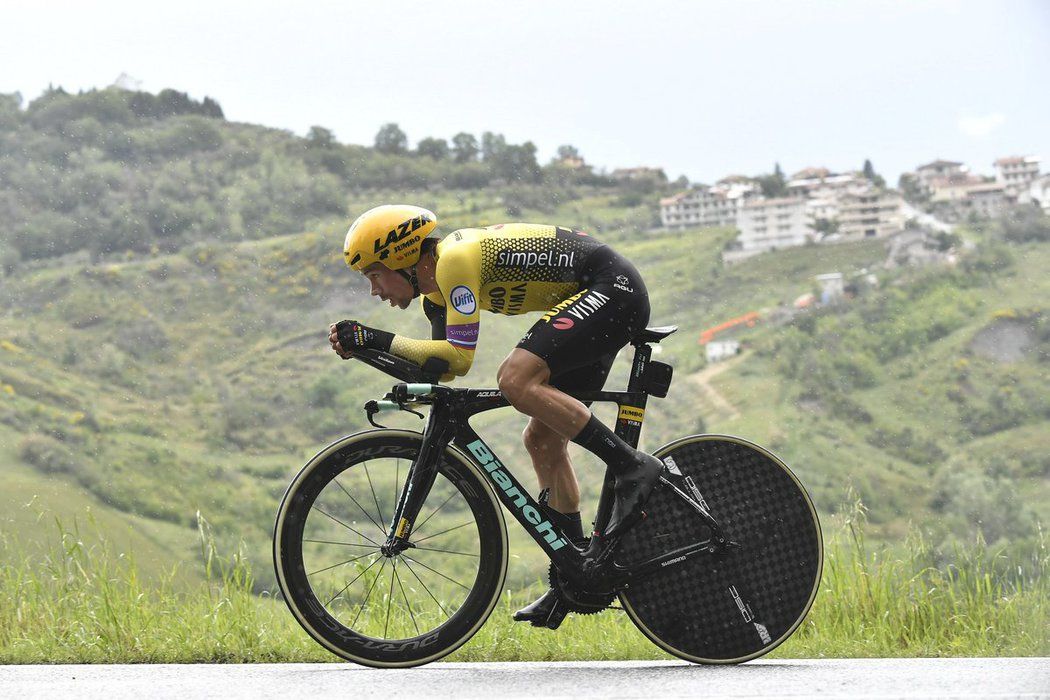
[{"xmin": 373, "ymin": 214, "xmax": 433, "ymax": 260}]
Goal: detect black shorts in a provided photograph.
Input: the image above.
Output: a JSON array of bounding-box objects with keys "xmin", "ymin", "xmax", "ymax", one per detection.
[{"xmin": 517, "ymin": 245, "xmax": 650, "ymax": 393}]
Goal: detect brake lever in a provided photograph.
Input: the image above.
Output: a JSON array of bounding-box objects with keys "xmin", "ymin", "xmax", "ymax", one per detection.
[
  {"xmin": 363, "ymin": 399, "xmax": 425, "ymax": 428},
  {"xmin": 364, "ymin": 400, "xmax": 387, "ymax": 428}
]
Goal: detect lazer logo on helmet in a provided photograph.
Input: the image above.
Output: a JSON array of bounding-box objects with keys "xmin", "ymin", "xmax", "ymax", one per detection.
[
  {"xmin": 373, "ymin": 214, "xmax": 433, "ymax": 259},
  {"xmin": 466, "ymin": 440, "xmax": 569, "ymax": 552}
]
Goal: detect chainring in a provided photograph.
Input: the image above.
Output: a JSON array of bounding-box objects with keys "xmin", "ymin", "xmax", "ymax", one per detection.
[{"xmin": 548, "ymin": 563, "xmax": 616, "ymax": 615}]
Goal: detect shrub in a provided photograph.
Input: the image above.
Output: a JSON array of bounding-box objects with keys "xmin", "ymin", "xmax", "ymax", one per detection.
[{"xmin": 18, "ymin": 434, "xmax": 85, "ymax": 476}]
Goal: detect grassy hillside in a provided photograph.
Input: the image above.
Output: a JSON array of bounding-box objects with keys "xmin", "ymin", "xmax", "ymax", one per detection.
[
  {"xmin": 1, "ymin": 88, "xmax": 1046, "ymax": 601},
  {"xmin": 2, "ymin": 197, "xmax": 1047, "ymax": 594}
]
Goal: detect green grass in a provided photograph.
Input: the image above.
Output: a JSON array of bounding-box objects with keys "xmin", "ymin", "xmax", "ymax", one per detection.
[{"xmin": 1, "ymin": 500, "xmax": 1044, "ymax": 664}]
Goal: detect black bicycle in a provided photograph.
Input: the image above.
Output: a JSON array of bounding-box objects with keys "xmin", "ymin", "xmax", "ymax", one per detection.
[{"xmin": 273, "ymin": 326, "xmax": 823, "ymax": 668}]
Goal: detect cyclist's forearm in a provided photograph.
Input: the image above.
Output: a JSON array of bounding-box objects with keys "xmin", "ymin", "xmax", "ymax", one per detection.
[{"xmin": 390, "ymin": 336, "xmax": 474, "ymax": 376}]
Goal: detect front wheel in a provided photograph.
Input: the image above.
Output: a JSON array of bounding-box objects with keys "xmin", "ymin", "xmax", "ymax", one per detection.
[
  {"xmin": 273, "ymin": 430, "xmax": 508, "ymax": 668},
  {"xmin": 617, "ymin": 435, "xmax": 823, "ymax": 664}
]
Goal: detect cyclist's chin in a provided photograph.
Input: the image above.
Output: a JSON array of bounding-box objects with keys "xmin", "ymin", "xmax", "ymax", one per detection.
[{"xmin": 395, "ymin": 298, "xmax": 411, "ymax": 309}]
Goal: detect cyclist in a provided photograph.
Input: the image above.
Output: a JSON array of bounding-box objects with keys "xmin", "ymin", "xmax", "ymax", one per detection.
[{"xmin": 328, "ymin": 204, "xmax": 663, "ymax": 627}]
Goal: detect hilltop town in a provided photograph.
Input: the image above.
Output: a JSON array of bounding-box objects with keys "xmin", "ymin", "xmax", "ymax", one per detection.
[{"xmin": 654, "ymin": 156, "xmax": 1047, "ymax": 263}]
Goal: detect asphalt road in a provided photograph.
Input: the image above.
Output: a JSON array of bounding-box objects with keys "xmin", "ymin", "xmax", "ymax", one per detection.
[{"xmin": 1, "ymin": 658, "xmax": 1048, "ymax": 699}]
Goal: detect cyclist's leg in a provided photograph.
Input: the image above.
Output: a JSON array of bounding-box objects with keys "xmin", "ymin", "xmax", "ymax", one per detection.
[
  {"xmin": 522, "ymin": 355, "xmax": 616, "ymax": 514},
  {"xmin": 499, "ymin": 278, "xmax": 659, "ymax": 537},
  {"xmin": 513, "ymin": 357, "xmax": 615, "ymax": 627}
]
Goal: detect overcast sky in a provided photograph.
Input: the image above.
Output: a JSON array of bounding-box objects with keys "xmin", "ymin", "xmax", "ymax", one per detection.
[{"xmin": 3, "ymin": 0, "xmax": 1048, "ymax": 184}]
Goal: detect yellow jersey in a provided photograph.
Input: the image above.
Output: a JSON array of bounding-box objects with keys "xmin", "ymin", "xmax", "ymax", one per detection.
[{"xmin": 389, "ymin": 223, "xmax": 607, "ymax": 376}]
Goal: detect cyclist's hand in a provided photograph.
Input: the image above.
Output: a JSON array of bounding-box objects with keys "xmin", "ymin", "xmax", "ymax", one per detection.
[
  {"xmin": 334, "ymin": 320, "xmax": 394, "ymax": 354},
  {"xmin": 329, "ymin": 323, "xmax": 354, "ymax": 359}
]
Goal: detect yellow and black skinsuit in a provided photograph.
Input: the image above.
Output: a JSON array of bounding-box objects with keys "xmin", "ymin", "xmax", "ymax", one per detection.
[{"xmin": 388, "ymin": 223, "xmax": 650, "ymax": 388}]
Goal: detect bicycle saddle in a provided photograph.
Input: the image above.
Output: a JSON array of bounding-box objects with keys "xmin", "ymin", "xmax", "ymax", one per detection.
[{"xmin": 633, "ymin": 325, "xmax": 678, "ymax": 344}]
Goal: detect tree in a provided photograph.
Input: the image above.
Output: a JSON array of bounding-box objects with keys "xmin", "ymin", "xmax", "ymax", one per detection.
[
  {"xmin": 556, "ymin": 144, "xmax": 580, "ymax": 161},
  {"xmin": 374, "ymin": 123, "xmax": 408, "ymax": 154},
  {"xmin": 757, "ymin": 162, "xmax": 788, "ymax": 198},
  {"xmin": 451, "ymin": 132, "xmax": 479, "ymax": 163},
  {"xmin": 812, "ymin": 218, "xmax": 839, "ymax": 235},
  {"xmin": 306, "ymin": 125, "xmax": 335, "ymax": 149},
  {"xmin": 200, "ymin": 96, "xmax": 224, "ymax": 119},
  {"xmin": 0, "ymin": 92, "xmax": 22, "ymax": 131},
  {"xmin": 898, "ymin": 173, "xmax": 927, "ymax": 203},
  {"xmin": 416, "ymin": 136, "xmax": 449, "ymax": 160},
  {"xmin": 491, "ymin": 141, "xmax": 541, "ymax": 182},
  {"xmin": 481, "ymin": 132, "xmax": 506, "ymax": 163},
  {"xmin": 862, "ymin": 158, "xmax": 886, "ymax": 188}
]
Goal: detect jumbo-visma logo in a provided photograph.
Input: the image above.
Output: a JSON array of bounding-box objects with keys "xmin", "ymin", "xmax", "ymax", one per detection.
[{"xmin": 450, "ymin": 285, "xmax": 477, "ymax": 315}]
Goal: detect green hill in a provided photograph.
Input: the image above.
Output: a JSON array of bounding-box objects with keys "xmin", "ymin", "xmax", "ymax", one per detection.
[{"xmin": 1, "ymin": 87, "xmax": 1047, "ymax": 591}]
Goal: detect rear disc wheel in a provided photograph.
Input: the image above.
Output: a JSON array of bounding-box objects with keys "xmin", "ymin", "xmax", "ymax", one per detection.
[{"xmin": 617, "ymin": 435, "xmax": 822, "ymax": 663}]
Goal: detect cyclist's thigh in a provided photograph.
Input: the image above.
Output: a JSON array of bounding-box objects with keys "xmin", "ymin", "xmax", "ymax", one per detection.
[{"xmin": 549, "ymin": 353, "xmax": 616, "ymax": 396}]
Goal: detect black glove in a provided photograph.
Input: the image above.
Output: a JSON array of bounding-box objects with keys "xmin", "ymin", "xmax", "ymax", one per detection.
[{"xmin": 336, "ymin": 320, "xmax": 394, "ymax": 352}]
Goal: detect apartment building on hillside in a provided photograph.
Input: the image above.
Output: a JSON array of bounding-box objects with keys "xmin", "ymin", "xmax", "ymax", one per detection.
[
  {"xmin": 994, "ymin": 155, "xmax": 1041, "ymax": 196},
  {"xmin": 659, "ymin": 179, "xmax": 758, "ymax": 229},
  {"xmin": 915, "ymin": 160, "xmax": 966, "ymax": 192},
  {"xmin": 730, "ymin": 197, "xmax": 812, "ymax": 258},
  {"xmin": 837, "ymin": 189, "xmax": 905, "ymax": 239}
]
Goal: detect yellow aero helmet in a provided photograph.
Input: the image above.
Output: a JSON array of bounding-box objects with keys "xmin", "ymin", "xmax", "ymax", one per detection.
[{"xmin": 343, "ymin": 205, "xmax": 438, "ymax": 272}]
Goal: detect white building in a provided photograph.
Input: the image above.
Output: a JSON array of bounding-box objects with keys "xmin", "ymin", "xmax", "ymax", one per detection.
[
  {"xmin": 837, "ymin": 189, "xmax": 905, "ymax": 240},
  {"xmin": 787, "ymin": 167, "xmax": 869, "ymax": 199},
  {"xmin": 815, "ymin": 272, "xmax": 845, "ymax": 304},
  {"xmin": 734, "ymin": 197, "xmax": 812, "ymax": 254},
  {"xmin": 994, "ymin": 156, "xmax": 1041, "ymax": 196},
  {"xmin": 660, "ymin": 180, "xmax": 758, "ymax": 229},
  {"xmin": 705, "ymin": 339, "xmax": 740, "ymax": 364},
  {"xmin": 1021, "ymin": 174, "xmax": 1050, "ymax": 215},
  {"xmin": 966, "ymin": 182, "xmax": 1009, "ymax": 219},
  {"xmin": 928, "ymin": 174, "xmax": 987, "ymax": 202},
  {"xmin": 915, "ymin": 160, "xmax": 966, "ymax": 192}
]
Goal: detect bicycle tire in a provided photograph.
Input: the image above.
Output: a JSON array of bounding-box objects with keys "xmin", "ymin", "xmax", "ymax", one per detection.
[
  {"xmin": 617, "ymin": 434, "xmax": 822, "ymax": 663},
  {"xmin": 273, "ymin": 429, "xmax": 507, "ymax": 668}
]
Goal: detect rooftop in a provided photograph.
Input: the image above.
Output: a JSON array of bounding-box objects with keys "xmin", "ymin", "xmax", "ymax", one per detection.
[
  {"xmin": 994, "ymin": 155, "xmax": 1040, "ymax": 166},
  {"xmin": 917, "ymin": 159, "xmax": 964, "ymax": 171}
]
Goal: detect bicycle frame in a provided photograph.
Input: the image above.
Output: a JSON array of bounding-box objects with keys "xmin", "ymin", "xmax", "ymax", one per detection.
[{"xmin": 375, "ymin": 341, "xmax": 731, "ymax": 591}]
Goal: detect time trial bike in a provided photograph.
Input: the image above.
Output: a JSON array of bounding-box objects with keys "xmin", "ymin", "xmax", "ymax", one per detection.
[{"xmin": 273, "ymin": 325, "xmax": 823, "ymax": 668}]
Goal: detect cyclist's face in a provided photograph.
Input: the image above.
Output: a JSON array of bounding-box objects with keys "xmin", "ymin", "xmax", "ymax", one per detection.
[{"xmin": 364, "ymin": 265, "xmax": 412, "ymax": 309}]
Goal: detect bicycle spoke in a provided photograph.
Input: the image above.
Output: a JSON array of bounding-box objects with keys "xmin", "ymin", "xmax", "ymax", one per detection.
[
  {"xmin": 351, "ymin": 558, "xmax": 388, "ymax": 628},
  {"xmin": 308, "ymin": 550, "xmax": 378, "ymax": 577},
  {"xmin": 393, "ymin": 459, "xmax": 400, "ymax": 516},
  {"xmin": 383, "ymin": 559, "xmax": 398, "ymax": 638},
  {"xmin": 411, "ymin": 545, "xmax": 479, "ymax": 557},
  {"xmin": 402, "ymin": 553, "xmax": 472, "ymax": 592},
  {"xmin": 363, "ymin": 462, "xmax": 386, "ymax": 526},
  {"xmin": 410, "ymin": 491, "xmax": 459, "ymax": 538},
  {"xmin": 303, "ymin": 538, "xmax": 381, "ymax": 549},
  {"xmin": 334, "ymin": 477, "xmax": 386, "ymax": 535},
  {"xmin": 324, "ymin": 554, "xmax": 382, "ymax": 608},
  {"xmin": 412, "ymin": 520, "xmax": 473, "ymax": 544},
  {"xmin": 402, "ymin": 557, "xmax": 451, "ymax": 620},
  {"xmin": 311, "ymin": 505, "xmax": 382, "ymax": 547},
  {"xmin": 393, "ymin": 560, "xmax": 421, "ymax": 637}
]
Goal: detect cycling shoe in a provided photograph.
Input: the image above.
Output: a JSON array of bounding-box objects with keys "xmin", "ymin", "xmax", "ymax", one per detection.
[
  {"xmin": 605, "ymin": 452, "xmax": 663, "ymax": 538},
  {"xmin": 513, "ymin": 587, "xmax": 567, "ymax": 629}
]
